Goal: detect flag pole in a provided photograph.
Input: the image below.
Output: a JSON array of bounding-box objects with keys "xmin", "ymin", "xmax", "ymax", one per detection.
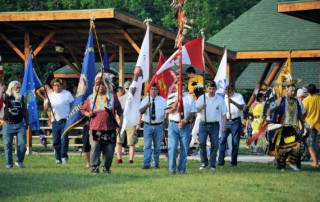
[
  {"xmin": 224, "ymin": 46, "xmax": 232, "ymax": 121},
  {"xmin": 102, "ymin": 44, "xmax": 106, "ymax": 70},
  {"xmin": 175, "ymin": 1, "xmax": 185, "ymax": 121},
  {"xmin": 146, "ymin": 20, "xmax": 152, "ymax": 124},
  {"xmin": 90, "ymin": 17, "xmax": 104, "ymax": 113},
  {"xmin": 30, "ymin": 45, "xmax": 56, "ymax": 122},
  {"xmin": 200, "ymin": 29, "xmax": 206, "ymax": 123}
]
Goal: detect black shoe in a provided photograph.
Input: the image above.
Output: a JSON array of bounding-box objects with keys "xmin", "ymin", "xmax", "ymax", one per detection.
[
  {"xmin": 142, "ymin": 165, "xmax": 151, "ymax": 169},
  {"xmin": 231, "ymin": 163, "xmax": 237, "ymax": 166},
  {"xmin": 217, "ymin": 162, "xmax": 225, "ymax": 166},
  {"xmin": 91, "ymin": 166, "xmax": 99, "ymax": 174},
  {"xmin": 170, "ymin": 171, "xmax": 176, "ymax": 175},
  {"xmin": 102, "ymin": 166, "xmax": 111, "ymax": 174},
  {"xmin": 155, "ymin": 164, "xmax": 160, "ymax": 169},
  {"xmin": 129, "ymin": 160, "xmax": 134, "ymax": 164}
]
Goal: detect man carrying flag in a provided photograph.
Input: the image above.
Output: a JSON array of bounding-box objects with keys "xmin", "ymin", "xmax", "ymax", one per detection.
[
  {"xmin": 121, "ymin": 20, "xmax": 150, "ymax": 135},
  {"xmin": 119, "ymin": 20, "xmax": 150, "ymax": 165},
  {"xmin": 62, "ymin": 21, "xmax": 96, "ymax": 166}
]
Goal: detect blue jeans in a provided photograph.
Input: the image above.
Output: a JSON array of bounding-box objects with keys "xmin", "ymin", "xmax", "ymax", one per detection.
[
  {"xmin": 218, "ymin": 118, "xmax": 242, "ymax": 165},
  {"xmin": 52, "ymin": 119, "xmax": 69, "ymax": 161},
  {"xmin": 3, "ymin": 122, "xmax": 26, "ymax": 167},
  {"xmin": 143, "ymin": 124, "xmax": 163, "ymax": 166},
  {"xmin": 198, "ymin": 122, "xmax": 220, "ymax": 168},
  {"xmin": 168, "ymin": 122, "xmax": 190, "ymax": 173}
]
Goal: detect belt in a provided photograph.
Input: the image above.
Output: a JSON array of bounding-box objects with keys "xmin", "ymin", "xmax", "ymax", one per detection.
[
  {"xmin": 170, "ymin": 120, "xmax": 191, "ymax": 124},
  {"xmin": 53, "ymin": 118, "xmax": 67, "ymax": 122},
  {"xmin": 254, "ymin": 116, "xmax": 261, "ymax": 119},
  {"xmin": 201, "ymin": 121, "xmax": 219, "ymax": 125},
  {"xmin": 227, "ymin": 117, "xmax": 241, "ymax": 122},
  {"xmin": 5, "ymin": 120, "xmax": 22, "ymax": 124},
  {"xmin": 144, "ymin": 122, "xmax": 163, "ymax": 126}
]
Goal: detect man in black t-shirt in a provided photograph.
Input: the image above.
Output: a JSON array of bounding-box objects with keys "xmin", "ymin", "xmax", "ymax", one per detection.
[{"xmin": 3, "ymin": 81, "xmax": 29, "ymax": 169}]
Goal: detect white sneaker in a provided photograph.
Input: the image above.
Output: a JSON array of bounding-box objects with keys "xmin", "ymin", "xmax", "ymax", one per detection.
[
  {"xmin": 62, "ymin": 159, "xmax": 68, "ymax": 164},
  {"xmin": 56, "ymin": 160, "xmax": 62, "ymax": 164},
  {"xmin": 15, "ymin": 162, "xmax": 25, "ymax": 168},
  {"xmin": 209, "ymin": 167, "xmax": 216, "ymax": 172},
  {"xmin": 289, "ymin": 164, "xmax": 300, "ymax": 171},
  {"xmin": 199, "ymin": 163, "xmax": 208, "ymax": 170}
]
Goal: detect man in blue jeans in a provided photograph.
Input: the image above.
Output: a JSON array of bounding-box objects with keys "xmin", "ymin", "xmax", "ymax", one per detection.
[
  {"xmin": 139, "ymin": 83, "xmax": 167, "ymax": 169},
  {"xmin": 167, "ymin": 82, "xmax": 196, "ymax": 174},
  {"xmin": 218, "ymin": 84, "xmax": 245, "ymax": 166},
  {"xmin": 3, "ymin": 81, "xmax": 29, "ymax": 168},
  {"xmin": 196, "ymin": 81, "xmax": 227, "ymax": 171},
  {"xmin": 44, "ymin": 78, "xmax": 74, "ymax": 164}
]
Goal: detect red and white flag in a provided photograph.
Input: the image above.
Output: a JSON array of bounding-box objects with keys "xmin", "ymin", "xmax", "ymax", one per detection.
[
  {"xmin": 155, "ymin": 37, "xmax": 204, "ymax": 75},
  {"xmin": 146, "ymin": 52, "xmax": 176, "ymax": 99}
]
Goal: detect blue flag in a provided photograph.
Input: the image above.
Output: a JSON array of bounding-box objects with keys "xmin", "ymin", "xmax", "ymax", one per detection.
[
  {"xmin": 21, "ymin": 54, "xmax": 42, "ymax": 131},
  {"xmin": 102, "ymin": 48, "xmax": 110, "ymax": 70},
  {"xmin": 63, "ymin": 28, "xmax": 96, "ymax": 135}
]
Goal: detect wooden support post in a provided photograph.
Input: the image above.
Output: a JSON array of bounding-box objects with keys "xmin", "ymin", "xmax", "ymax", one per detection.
[
  {"xmin": 227, "ymin": 62, "xmax": 236, "ymax": 86},
  {"xmin": 265, "ymin": 62, "xmax": 283, "ymax": 86},
  {"xmin": 119, "ymin": 45, "xmax": 124, "ymax": 87},
  {"xmin": 153, "ymin": 37, "xmax": 165, "ymax": 56},
  {"xmin": 203, "ymin": 51, "xmax": 217, "ymax": 77},
  {"xmin": 247, "ymin": 63, "xmax": 272, "ymax": 107}
]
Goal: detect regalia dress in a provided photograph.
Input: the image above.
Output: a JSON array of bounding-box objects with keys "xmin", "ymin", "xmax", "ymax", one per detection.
[
  {"xmin": 250, "ymin": 101, "xmax": 268, "ymax": 153},
  {"xmin": 269, "ymin": 97, "xmax": 302, "ymax": 169}
]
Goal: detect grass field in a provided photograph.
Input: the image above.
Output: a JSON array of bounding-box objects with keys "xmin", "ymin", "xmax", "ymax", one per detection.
[{"xmin": 0, "ymin": 149, "xmax": 319, "ymax": 202}]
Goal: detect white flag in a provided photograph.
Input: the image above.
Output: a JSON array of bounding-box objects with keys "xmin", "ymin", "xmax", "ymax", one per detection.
[
  {"xmin": 121, "ymin": 25, "xmax": 150, "ymax": 134},
  {"xmin": 136, "ymin": 26, "xmax": 150, "ymax": 83},
  {"xmin": 214, "ymin": 49, "xmax": 229, "ymax": 97}
]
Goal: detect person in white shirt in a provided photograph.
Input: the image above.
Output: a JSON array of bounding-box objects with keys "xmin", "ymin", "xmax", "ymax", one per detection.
[
  {"xmin": 44, "ymin": 78, "xmax": 74, "ymax": 164},
  {"xmin": 218, "ymin": 83, "xmax": 245, "ymax": 166},
  {"xmin": 139, "ymin": 83, "xmax": 167, "ymax": 169},
  {"xmin": 167, "ymin": 82, "xmax": 196, "ymax": 174},
  {"xmin": 196, "ymin": 81, "xmax": 227, "ymax": 171}
]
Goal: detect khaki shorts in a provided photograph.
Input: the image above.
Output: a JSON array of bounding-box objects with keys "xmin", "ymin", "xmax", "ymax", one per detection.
[{"xmin": 117, "ymin": 126, "xmax": 138, "ymax": 146}]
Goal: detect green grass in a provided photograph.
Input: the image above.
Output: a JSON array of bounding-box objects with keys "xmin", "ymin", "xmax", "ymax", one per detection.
[{"xmin": 0, "ymin": 153, "xmax": 319, "ymax": 202}]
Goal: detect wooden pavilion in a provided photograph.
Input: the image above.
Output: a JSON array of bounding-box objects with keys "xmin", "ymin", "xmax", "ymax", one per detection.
[
  {"xmin": 0, "ymin": 9, "xmax": 237, "ymax": 153},
  {"xmin": 0, "ymin": 9, "xmax": 236, "ymax": 87},
  {"xmin": 207, "ymin": 0, "xmax": 320, "ymax": 105}
]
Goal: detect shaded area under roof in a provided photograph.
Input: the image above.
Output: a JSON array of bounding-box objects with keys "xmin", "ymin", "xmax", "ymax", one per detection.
[
  {"xmin": 54, "ymin": 62, "xmax": 207, "ymax": 79},
  {"xmin": 236, "ymin": 62, "xmax": 320, "ymax": 89},
  {"xmin": 277, "ymin": 0, "xmax": 320, "ymax": 24}
]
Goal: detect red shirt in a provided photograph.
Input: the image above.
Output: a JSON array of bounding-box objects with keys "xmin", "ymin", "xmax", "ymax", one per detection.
[{"xmin": 81, "ymin": 93, "xmax": 122, "ymax": 131}]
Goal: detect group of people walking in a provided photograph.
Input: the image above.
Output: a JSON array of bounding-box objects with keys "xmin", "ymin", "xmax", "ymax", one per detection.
[{"xmin": 2, "ymin": 66, "xmax": 320, "ymax": 175}]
